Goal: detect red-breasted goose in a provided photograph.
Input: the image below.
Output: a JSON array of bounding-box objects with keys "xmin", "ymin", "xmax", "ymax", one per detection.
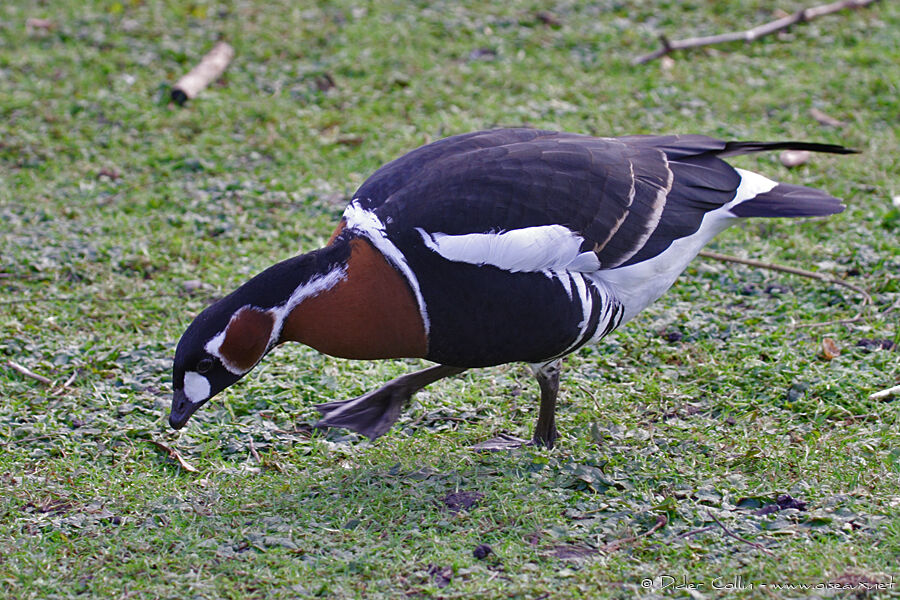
[{"xmin": 169, "ymin": 129, "xmax": 854, "ymax": 448}]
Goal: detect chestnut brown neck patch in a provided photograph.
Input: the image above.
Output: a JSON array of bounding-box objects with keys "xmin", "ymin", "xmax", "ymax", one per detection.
[
  {"xmin": 281, "ymin": 238, "xmax": 427, "ymax": 359},
  {"xmin": 219, "ymin": 307, "xmax": 276, "ymax": 372}
]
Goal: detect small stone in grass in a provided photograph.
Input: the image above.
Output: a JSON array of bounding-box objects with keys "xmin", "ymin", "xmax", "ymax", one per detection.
[
  {"xmin": 182, "ymin": 279, "xmax": 204, "ymax": 292},
  {"xmin": 661, "ymin": 330, "xmax": 682, "ymax": 343},
  {"xmin": 473, "ymin": 544, "xmax": 492, "ymax": 559},
  {"xmin": 857, "ymin": 338, "xmax": 896, "ymax": 352},
  {"xmin": 780, "ymin": 150, "xmax": 810, "ymax": 167}
]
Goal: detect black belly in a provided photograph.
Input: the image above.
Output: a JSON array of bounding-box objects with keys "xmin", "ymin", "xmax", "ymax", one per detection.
[{"xmin": 407, "ymin": 253, "xmax": 589, "ymax": 367}]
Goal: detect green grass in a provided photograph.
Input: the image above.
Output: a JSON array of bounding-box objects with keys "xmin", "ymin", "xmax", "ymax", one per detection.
[{"xmin": 2, "ymin": 0, "xmax": 899, "ymax": 598}]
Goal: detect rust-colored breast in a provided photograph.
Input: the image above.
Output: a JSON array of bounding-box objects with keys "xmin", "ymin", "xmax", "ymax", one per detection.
[{"xmin": 281, "ymin": 238, "xmax": 427, "ymax": 359}]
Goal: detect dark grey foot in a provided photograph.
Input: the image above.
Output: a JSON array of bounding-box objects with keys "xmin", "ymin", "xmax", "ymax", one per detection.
[
  {"xmin": 315, "ymin": 364, "xmax": 467, "ymax": 441},
  {"xmin": 532, "ymin": 424, "xmax": 558, "ymax": 449},
  {"xmin": 315, "ymin": 385, "xmax": 410, "ymax": 441},
  {"xmin": 470, "ymin": 430, "xmax": 560, "ymax": 451}
]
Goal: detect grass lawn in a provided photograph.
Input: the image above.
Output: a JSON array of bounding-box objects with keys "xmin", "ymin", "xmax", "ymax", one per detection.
[{"xmin": 2, "ymin": 0, "xmax": 898, "ymax": 598}]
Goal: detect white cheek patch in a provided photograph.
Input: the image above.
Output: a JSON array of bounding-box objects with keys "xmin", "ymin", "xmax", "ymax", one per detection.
[{"xmin": 183, "ymin": 371, "xmax": 211, "ymax": 404}]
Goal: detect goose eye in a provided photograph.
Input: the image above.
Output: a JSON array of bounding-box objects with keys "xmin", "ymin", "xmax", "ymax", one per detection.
[{"xmin": 197, "ymin": 358, "xmax": 214, "ymax": 374}]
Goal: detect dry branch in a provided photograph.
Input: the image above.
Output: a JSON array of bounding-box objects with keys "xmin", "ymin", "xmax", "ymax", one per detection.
[
  {"xmin": 869, "ymin": 385, "xmax": 900, "ymax": 401},
  {"xmin": 599, "ymin": 515, "xmax": 667, "ymax": 552},
  {"xmin": 633, "ymin": 0, "xmax": 882, "ymax": 64},
  {"xmin": 171, "ymin": 41, "xmax": 234, "ymax": 105},
  {"xmin": 148, "ymin": 439, "xmax": 199, "ymax": 472},
  {"xmin": 698, "ymin": 250, "xmax": 872, "ymax": 306},
  {"xmin": 706, "ymin": 510, "xmax": 774, "ymax": 555},
  {"xmin": 6, "ymin": 360, "xmax": 52, "ymax": 386}
]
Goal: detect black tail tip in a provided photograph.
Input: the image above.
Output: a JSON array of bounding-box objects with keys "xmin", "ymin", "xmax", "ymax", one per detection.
[{"xmin": 731, "ymin": 182, "xmax": 846, "ymax": 218}]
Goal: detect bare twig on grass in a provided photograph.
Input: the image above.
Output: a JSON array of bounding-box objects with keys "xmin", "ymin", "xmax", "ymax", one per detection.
[
  {"xmin": 633, "ymin": 0, "xmax": 882, "ymax": 64},
  {"xmin": 700, "ymin": 250, "xmax": 886, "ymax": 329},
  {"xmin": 599, "ymin": 515, "xmax": 667, "ymax": 552},
  {"xmin": 148, "ymin": 440, "xmax": 200, "ymax": 473},
  {"xmin": 706, "ymin": 510, "xmax": 774, "ymax": 555},
  {"xmin": 59, "ymin": 369, "xmax": 79, "ymax": 389},
  {"xmin": 699, "ymin": 250, "xmax": 871, "ymax": 304},
  {"xmin": 869, "ymin": 385, "xmax": 900, "ymax": 401},
  {"xmin": 171, "ymin": 41, "xmax": 235, "ymax": 105},
  {"xmin": 677, "ymin": 525, "xmax": 717, "ymax": 539},
  {"xmin": 793, "ymin": 295, "xmax": 898, "ymax": 328},
  {"xmin": 6, "ymin": 360, "xmax": 52, "ymax": 386},
  {"xmin": 248, "ymin": 437, "xmax": 262, "ymax": 464}
]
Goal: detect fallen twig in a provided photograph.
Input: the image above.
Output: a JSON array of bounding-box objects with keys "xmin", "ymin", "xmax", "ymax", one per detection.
[
  {"xmin": 172, "ymin": 41, "xmax": 234, "ymax": 105},
  {"xmin": 869, "ymin": 385, "xmax": 900, "ymax": 401},
  {"xmin": 676, "ymin": 525, "xmax": 717, "ymax": 539},
  {"xmin": 148, "ymin": 440, "xmax": 199, "ymax": 473},
  {"xmin": 699, "ymin": 250, "xmax": 872, "ymax": 306},
  {"xmin": 810, "ymin": 108, "xmax": 846, "ymax": 128},
  {"xmin": 248, "ymin": 437, "xmax": 262, "ymax": 464},
  {"xmin": 6, "ymin": 360, "xmax": 52, "ymax": 386},
  {"xmin": 60, "ymin": 369, "xmax": 79, "ymax": 388},
  {"xmin": 634, "ymin": 0, "xmax": 882, "ymax": 64},
  {"xmin": 797, "ymin": 293, "xmax": 900, "ymax": 329},
  {"xmin": 706, "ymin": 510, "xmax": 774, "ymax": 555},
  {"xmin": 600, "ymin": 515, "xmax": 667, "ymax": 552}
]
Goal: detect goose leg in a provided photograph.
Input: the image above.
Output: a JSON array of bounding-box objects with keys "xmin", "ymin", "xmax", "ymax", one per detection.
[
  {"xmin": 315, "ymin": 364, "xmax": 466, "ymax": 440},
  {"xmin": 530, "ymin": 359, "xmax": 561, "ymax": 448},
  {"xmin": 471, "ymin": 359, "xmax": 562, "ymax": 451}
]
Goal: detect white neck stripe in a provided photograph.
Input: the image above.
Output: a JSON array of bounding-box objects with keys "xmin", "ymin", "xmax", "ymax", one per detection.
[{"xmin": 343, "ymin": 200, "xmax": 431, "ymax": 335}]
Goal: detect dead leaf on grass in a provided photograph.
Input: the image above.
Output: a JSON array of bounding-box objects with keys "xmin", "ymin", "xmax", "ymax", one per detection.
[
  {"xmin": 821, "ymin": 337, "xmax": 840, "ymax": 360},
  {"xmin": 441, "ymin": 491, "xmax": 484, "ymax": 513}
]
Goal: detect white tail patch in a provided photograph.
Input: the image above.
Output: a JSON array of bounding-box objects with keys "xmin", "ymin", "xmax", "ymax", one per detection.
[
  {"xmin": 417, "ymin": 224, "xmax": 601, "ymax": 274},
  {"xmin": 729, "ymin": 168, "xmax": 778, "ymax": 209}
]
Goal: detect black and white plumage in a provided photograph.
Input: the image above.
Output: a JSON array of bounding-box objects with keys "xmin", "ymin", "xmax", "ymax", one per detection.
[{"xmin": 170, "ymin": 128, "xmax": 853, "ymax": 448}]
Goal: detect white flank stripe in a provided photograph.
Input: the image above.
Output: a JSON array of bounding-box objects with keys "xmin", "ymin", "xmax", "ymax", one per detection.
[
  {"xmin": 343, "ymin": 200, "xmax": 431, "ymax": 334},
  {"xmin": 571, "ymin": 273, "xmax": 591, "ymax": 332},
  {"xmin": 542, "ymin": 270, "xmax": 573, "ymax": 299},
  {"xmin": 417, "ymin": 224, "xmax": 600, "ymax": 274}
]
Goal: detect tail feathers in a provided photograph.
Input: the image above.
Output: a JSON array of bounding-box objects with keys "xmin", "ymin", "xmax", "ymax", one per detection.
[
  {"xmin": 731, "ymin": 182, "xmax": 845, "ymax": 218},
  {"xmin": 720, "ymin": 140, "xmax": 858, "ymax": 157}
]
